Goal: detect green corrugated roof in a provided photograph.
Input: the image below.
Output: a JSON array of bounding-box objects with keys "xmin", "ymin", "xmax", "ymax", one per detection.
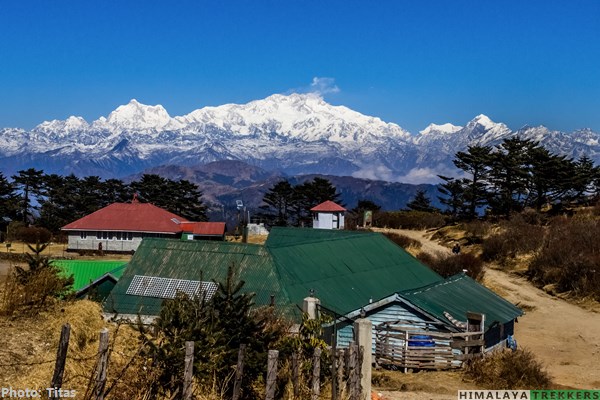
[
  {"xmin": 399, "ymin": 273, "xmax": 523, "ymax": 330},
  {"xmin": 53, "ymin": 260, "xmax": 128, "ymax": 292},
  {"xmin": 265, "ymin": 227, "xmax": 443, "ymax": 316},
  {"xmin": 104, "ymin": 238, "xmax": 290, "ymax": 316}
]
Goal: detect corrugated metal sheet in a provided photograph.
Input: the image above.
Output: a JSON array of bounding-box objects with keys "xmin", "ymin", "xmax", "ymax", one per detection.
[
  {"xmin": 104, "ymin": 238, "xmax": 291, "ymax": 316},
  {"xmin": 400, "ymin": 273, "xmax": 523, "ymax": 330},
  {"xmin": 54, "ymin": 260, "xmax": 127, "ymax": 292},
  {"xmin": 266, "ymin": 227, "xmax": 442, "ymax": 316},
  {"xmin": 336, "ymin": 302, "xmax": 443, "ymax": 351}
]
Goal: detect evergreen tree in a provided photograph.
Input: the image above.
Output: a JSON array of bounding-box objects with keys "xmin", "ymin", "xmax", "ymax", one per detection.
[
  {"xmin": 12, "ymin": 168, "xmax": 45, "ymax": 223},
  {"xmin": 487, "ymin": 138, "xmax": 536, "ymax": 217},
  {"xmin": 260, "ymin": 180, "xmax": 296, "ymax": 226},
  {"xmin": 293, "ymin": 177, "xmax": 342, "ymax": 226},
  {"xmin": 131, "ymin": 174, "xmax": 206, "ymax": 220},
  {"xmin": 406, "ymin": 189, "xmax": 437, "ymax": 212},
  {"xmin": 0, "ymin": 173, "xmax": 18, "ymax": 235},
  {"xmin": 453, "ymin": 146, "xmax": 492, "ymax": 219},
  {"xmin": 571, "ymin": 155, "xmax": 598, "ymax": 203},
  {"xmin": 524, "ymin": 147, "xmax": 574, "ymax": 210},
  {"xmin": 437, "ymin": 175, "xmax": 465, "ymax": 218},
  {"xmin": 171, "ymin": 179, "xmax": 207, "ymax": 221},
  {"xmin": 141, "ymin": 265, "xmax": 282, "ymax": 399}
]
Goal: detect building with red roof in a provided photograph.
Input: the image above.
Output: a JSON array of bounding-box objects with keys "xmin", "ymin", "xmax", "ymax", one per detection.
[
  {"xmin": 62, "ymin": 202, "xmax": 225, "ymax": 253},
  {"xmin": 180, "ymin": 221, "xmax": 226, "ymax": 241},
  {"xmin": 310, "ymin": 200, "xmax": 346, "ymax": 230}
]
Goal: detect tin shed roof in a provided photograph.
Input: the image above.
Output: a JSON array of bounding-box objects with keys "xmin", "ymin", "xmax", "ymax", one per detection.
[
  {"xmin": 399, "ymin": 273, "xmax": 523, "ymax": 330},
  {"xmin": 104, "ymin": 238, "xmax": 290, "ymax": 316},
  {"xmin": 180, "ymin": 221, "xmax": 226, "ymax": 236},
  {"xmin": 54, "ymin": 260, "xmax": 128, "ymax": 292},
  {"xmin": 265, "ymin": 227, "xmax": 442, "ymax": 316},
  {"xmin": 61, "ymin": 202, "xmax": 188, "ymax": 233}
]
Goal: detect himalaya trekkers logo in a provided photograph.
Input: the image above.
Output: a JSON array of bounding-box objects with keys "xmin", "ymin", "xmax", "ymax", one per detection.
[{"xmin": 458, "ymin": 390, "xmax": 600, "ymax": 400}]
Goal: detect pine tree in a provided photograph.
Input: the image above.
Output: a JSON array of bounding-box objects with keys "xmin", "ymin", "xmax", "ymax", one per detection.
[
  {"xmin": 293, "ymin": 177, "xmax": 342, "ymax": 226},
  {"xmin": 260, "ymin": 180, "xmax": 296, "ymax": 226},
  {"xmin": 12, "ymin": 168, "xmax": 45, "ymax": 223},
  {"xmin": 488, "ymin": 138, "xmax": 536, "ymax": 217},
  {"xmin": 141, "ymin": 265, "xmax": 283, "ymax": 399},
  {"xmin": 437, "ymin": 175, "xmax": 465, "ymax": 218},
  {"xmin": 406, "ymin": 189, "xmax": 437, "ymax": 212},
  {"xmin": 0, "ymin": 173, "xmax": 17, "ymax": 236},
  {"xmin": 453, "ymin": 146, "xmax": 492, "ymax": 219}
]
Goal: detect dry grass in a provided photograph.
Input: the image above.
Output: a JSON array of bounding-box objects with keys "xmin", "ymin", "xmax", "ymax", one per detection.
[
  {"xmin": 372, "ymin": 369, "xmax": 481, "ymax": 394},
  {"xmin": 0, "ymin": 299, "xmax": 142, "ymax": 397},
  {"xmin": 463, "ymin": 349, "xmax": 552, "ymax": 389}
]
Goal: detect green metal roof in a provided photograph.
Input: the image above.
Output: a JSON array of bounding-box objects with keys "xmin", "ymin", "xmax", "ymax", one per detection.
[
  {"xmin": 265, "ymin": 227, "xmax": 443, "ymax": 316},
  {"xmin": 399, "ymin": 273, "xmax": 523, "ymax": 330},
  {"xmin": 104, "ymin": 238, "xmax": 291, "ymax": 316},
  {"xmin": 53, "ymin": 260, "xmax": 128, "ymax": 292}
]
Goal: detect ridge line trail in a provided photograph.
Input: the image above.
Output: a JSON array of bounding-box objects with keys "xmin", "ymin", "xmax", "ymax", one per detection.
[{"xmin": 376, "ymin": 228, "xmax": 600, "ymax": 389}]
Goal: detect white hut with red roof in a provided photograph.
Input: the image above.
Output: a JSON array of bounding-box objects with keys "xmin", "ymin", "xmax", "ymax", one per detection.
[{"xmin": 310, "ymin": 200, "xmax": 346, "ymax": 230}]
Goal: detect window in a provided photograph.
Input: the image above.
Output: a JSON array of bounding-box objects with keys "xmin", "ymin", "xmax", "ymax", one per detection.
[
  {"xmin": 102, "ymin": 232, "xmax": 108, "ymax": 240},
  {"xmin": 80, "ymin": 231, "xmax": 87, "ymax": 239},
  {"xmin": 116, "ymin": 232, "xmax": 121, "ymax": 240},
  {"xmin": 97, "ymin": 231, "xmax": 102, "ymax": 239},
  {"xmin": 127, "ymin": 232, "xmax": 133, "ymax": 241}
]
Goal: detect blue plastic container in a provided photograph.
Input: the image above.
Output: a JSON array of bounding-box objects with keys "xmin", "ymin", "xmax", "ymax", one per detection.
[{"xmin": 408, "ymin": 334, "xmax": 435, "ymax": 347}]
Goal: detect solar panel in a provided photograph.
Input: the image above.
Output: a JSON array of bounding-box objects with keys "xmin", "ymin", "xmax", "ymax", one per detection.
[{"xmin": 126, "ymin": 275, "xmax": 218, "ymax": 300}]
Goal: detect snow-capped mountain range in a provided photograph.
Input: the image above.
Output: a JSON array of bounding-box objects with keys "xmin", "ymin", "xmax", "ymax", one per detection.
[{"xmin": 1, "ymin": 93, "xmax": 598, "ymax": 183}]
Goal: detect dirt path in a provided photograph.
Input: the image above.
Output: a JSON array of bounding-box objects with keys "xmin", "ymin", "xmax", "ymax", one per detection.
[
  {"xmin": 376, "ymin": 228, "xmax": 600, "ymax": 390},
  {"xmin": 373, "ymin": 228, "xmax": 451, "ymax": 255},
  {"xmin": 483, "ymin": 269, "xmax": 600, "ymax": 389}
]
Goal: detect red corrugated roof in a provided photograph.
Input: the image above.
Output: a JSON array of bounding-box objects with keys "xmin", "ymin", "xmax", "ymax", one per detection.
[
  {"xmin": 310, "ymin": 200, "xmax": 346, "ymax": 212},
  {"xmin": 180, "ymin": 222, "xmax": 226, "ymax": 236},
  {"xmin": 61, "ymin": 203, "xmax": 188, "ymax": 234}
]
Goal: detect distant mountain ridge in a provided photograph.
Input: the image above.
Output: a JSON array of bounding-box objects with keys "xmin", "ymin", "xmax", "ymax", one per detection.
[
  {"xmin": 128, "ymin": 160, "xmax": 440, "ymax": 219},
  {"xmin": 0, "ymin": 93, "xmax": 598, "ymax": 183}
]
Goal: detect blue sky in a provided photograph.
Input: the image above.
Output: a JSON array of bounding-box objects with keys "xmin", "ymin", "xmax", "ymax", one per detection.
[{"xmin": 0, "ymin": 0, "xmax": 598, "ymax": 134}]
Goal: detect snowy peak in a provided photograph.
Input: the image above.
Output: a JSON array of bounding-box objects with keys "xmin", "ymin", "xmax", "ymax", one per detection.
[
  {"xmin": 103, "ymin": 99, "xmax": 174, "ymax": 131},
  {"xmin": 179, "ymin": 92, "xmax": 410, "ymax": 142},
  {"xmin": 419, "ymin": 123, "xmax": 462, "ymax": 135},
  {"xmin": 467, "ymin": 114, "xmax": 497, "ymax": 129},
  {"xmin": 35, "ymin": 116, "xmax": 90, "ymax": 133}
]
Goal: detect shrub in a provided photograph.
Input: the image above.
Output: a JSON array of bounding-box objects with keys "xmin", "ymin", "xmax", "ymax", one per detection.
[
  {"xmin": 378, "ymin": 211, "xmax": 446, "ymax": 230},
  {"xmin": 381, "ymin": 232, "xmax": 422, "ymax": 250},
  {"xmin": 463, "ymin": 349, "xmax": 552, "ymax": 389},
  {"xmin": 15, "ymin": 226, "xmax": 52, "ymax": 244},
  {"xmin": 463, "ymin": 220, "xmax": 492, "ymax": 244},
  {"xmin": 481, "ymin": 216, "xmax": 545, "ymax": 262},
  {"xmin": 1, "ymin": 243, "xmax": 73, "ymax": 315},
  {"xmin": 528, "ymin": 217, "xmax": 600, "ymax": 300},
  {"xmin": 417, "ymin": 251, "xmax": 484, "ymax": 281}
]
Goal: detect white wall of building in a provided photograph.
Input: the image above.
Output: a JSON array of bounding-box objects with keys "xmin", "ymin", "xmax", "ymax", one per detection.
[
  {"xmin": 312, "ymin": 212, "xmax": 345, "ymax": 229},
  {"xmin": 67, "ymin": 231, "xmax": 177, "ymax": 252}
]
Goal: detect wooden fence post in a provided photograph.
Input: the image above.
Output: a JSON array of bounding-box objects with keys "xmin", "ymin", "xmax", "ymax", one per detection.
[
  {"xmin": 232, "ymin": 344, "xmax": 246, "ymax": 400},
  {"xmin": 311, "ymin": 347, "xmax": 321, "ymax": 400},
  {"xmin": 265, "ymin": 350, "xmax": 278, "ymax": 400},
  {"xmin": 331, "ymin": 342, "xmax": 337, "ymax": 400},
  {"xmin": 50, "ymin": 323, "xmax": 71, "ymax": 400},
  {"xmin": 183, "ymin": 341, "xmax": 194, "ymax": 400},
  {"xmin": 336, "ymin": 349, "xmax": 345, "ymax": 400},
  {"xmin": 93, "ymin": 328, "xmax": 109, "ymax": 400},
  {"xmin": 348, "ymin": 343, "xmax": 357, "ymax": 400},
  {"xmin": 292, "ymin": 351, "xmax": 300, "ymax": 399}
]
